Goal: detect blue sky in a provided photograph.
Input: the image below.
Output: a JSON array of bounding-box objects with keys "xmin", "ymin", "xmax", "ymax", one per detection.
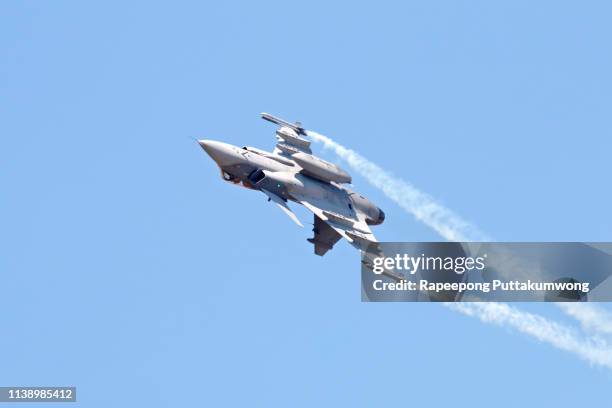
[{"xmin": 2, "ymin": 1, "xmax": 612, "ymax": 406}]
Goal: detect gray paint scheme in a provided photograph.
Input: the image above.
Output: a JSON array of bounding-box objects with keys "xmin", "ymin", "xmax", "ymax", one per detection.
[{"xmin": 198, "ymin": 114, "xmax": 385, "ymax": 256}]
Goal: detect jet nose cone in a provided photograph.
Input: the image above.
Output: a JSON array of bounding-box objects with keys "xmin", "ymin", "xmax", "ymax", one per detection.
[
  {"xmin": 198, "ymin": 139, "xmax": 216, "ymax": 154},
  {"xmin": 197, "ymin": 139, "xmax": 241, "ymax": 166}
]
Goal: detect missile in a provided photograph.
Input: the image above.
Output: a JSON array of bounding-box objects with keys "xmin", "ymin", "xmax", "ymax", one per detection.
[{"xmin": 261, "ymin": 112, "xmax": 306, "ymax": 135}]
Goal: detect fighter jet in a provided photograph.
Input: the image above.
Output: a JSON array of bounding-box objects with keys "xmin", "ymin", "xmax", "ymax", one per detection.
[{"xmin": 198, "ymin": 113, "xmax": 385, "ymax": 256}]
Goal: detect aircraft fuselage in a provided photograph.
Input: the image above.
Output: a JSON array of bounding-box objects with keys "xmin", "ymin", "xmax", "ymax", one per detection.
[{"xmin": 198, "ymin": 140, "xmax": 384, "ymax": 226}]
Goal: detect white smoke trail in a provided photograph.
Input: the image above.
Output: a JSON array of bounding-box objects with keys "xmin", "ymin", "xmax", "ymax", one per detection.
[
  {"xmin": 447, "ymin": 302, "xmax": 612, "ymax": 369},
  {"xmin": 307, "ymin": 131, "xmax": 489, "ymax": 242},
  {"xmin": 308, "ymin": 130, "xmax": 612, "ymax": 369},
  {"xmin": 557, "ymin": 303, "xmax": 612, "ymax": 336}
]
